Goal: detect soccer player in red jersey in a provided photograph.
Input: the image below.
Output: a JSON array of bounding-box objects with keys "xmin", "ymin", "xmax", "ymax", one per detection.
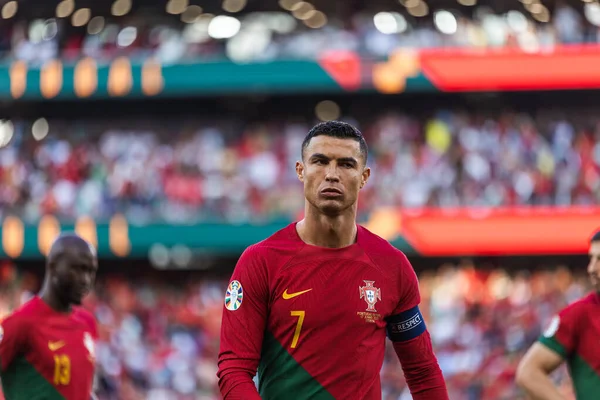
[
  {"xmin": 516, "ymin": 230, "xmax": 600, "ymax": 400},
  {"xmin": 217, "ymin": 121, "xmax": 448, "ymax": 400},
  {"xmin": 0, "ymin": 233, "xmax": 99, "ymax": 400}
]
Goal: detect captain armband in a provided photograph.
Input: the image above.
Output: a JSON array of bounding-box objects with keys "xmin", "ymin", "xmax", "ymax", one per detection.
[{"xmin": 386, "ymin": 305, "xmax": 426, "ymax": 342}]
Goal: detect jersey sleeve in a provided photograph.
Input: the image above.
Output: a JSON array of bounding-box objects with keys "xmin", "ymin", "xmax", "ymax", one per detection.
[
  {"xmin": 217, "ymin": 245, "xmax": 269, "ymax": 400},
  {"xmin": 386, "ymin": 251, "xmax": 426, "ymax": 343},
  {"xmin": 0, "ymin": 313, "xmax": 29, "ymax": 372},
  {"xmin": 538, "ymin": 305, "xmax": 579, "ymax": 358}
]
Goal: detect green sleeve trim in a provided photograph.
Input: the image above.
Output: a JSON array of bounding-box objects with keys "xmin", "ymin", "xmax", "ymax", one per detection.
[{"xmin": 538, "ymin": 335, "xmax": 567, "ymax": 358}]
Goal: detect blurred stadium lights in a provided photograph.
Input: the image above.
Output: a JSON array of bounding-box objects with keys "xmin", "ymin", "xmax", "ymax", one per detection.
[
  {"xmin": 171, "ymin": 245, "xmax": 193, "ymax": 268},
  {"xmin": 278, "ymin": 0, "xmax": 301, "ymax": 11},
  {"xmin": 32, "ymin": 118, "xmax": 49, "ymax": 141},
  {"xmin": 585, "ymin": 2, "xmax": 600, "ymax": 26},
  {"xmin": 222, "ymin": 0, "xmax": 247, "ymax": 13},
  {"xmin": 38, "ymin": 215, "xmax": 60, "ymax": 256},
  {"xmin": 208, "ymin": 15, "xmax": 240, "ymax": 39},
  {"xmin": 141, "ymin": 58, "xmax": 164, "ymax": 96},
  {"xmin": 117, "ymin": 26, "xmax": 138, "ymax": 47},
  {"xmin": 109, "ymin": 214, "xmax": 131, "ymax": 257},
  {"xmin": 149, "ymin": 244, "xmax": 216, "ymax": 270},
  {"xmin": 226, "ymin": 24, "xmax": 272, "ymax": 62},
  {"xmin": 0, "ymin": 120, "xmax": 14, "ymax": 148},
  {"xmin": 291, "ymin": 2, "xmax": 314, "ymax": 19},
  {"xmin": 434, "ymin": 10, "xmax": 457, "ymax": 34},
  {"xmin": 304, "ymin": 10, "xmax": 326, "ymax": 28},
  {"xmin": 166, "ymin": 0, "xmax": 188, "ymax": 15},
  {"xmin": 149, "ymin": 243, "xmax": 170, "ymax": 269},
  {"xmin": 407, "ymin": 1, "xmax": 429, "ymax": 17},
  {"xmin": 183, "ymin": 16, "xmax": 213, "ymax": 43},
  {"xmin": 28, "ymin": 20, "xmax": 45, "ymax": 43},
  {"xmin": 43, "ymin": 19, "xmax": 59, "ymax": 40},
  {"xmin": 181, "ymin": 5, "xmax": 203, "ymax": 23},
  {"xmin": 532, "ymin": 7, "xmax": 550, "ymax": 22},
  {"xmin": 373, "ymin": 12, "xmax": 407, "ymax": 35},
  {"xmin": 400, "ymin": 0, "xmax": 420, "ymax": 8},
  {"xmin": 506, "ymin": 10, "xmax": 528, "ymax": 32},
  {"xmin": 56, "ymin": 0, "xmax": 75, "ymax": 18},
  {"xmin": 87, "ymin": 16, "xmax": 105, "ymax": 35},
  {"xmin": 72, "ymin": 8, "xmax": 91, "ymax": 27},
  {"xmin": 10, "ymin": 61, "xmax": 26, "ymax": 99},
  {"xmin": 75, "ymin": 216, "xmax": 98, "ymax": 249},
  {"xmin": 315, "ymin": 100, "xmax": 340, "ymax": 121},
  {"xmin": 111, "ymin": 0, "xmax": 132, "ymax": 16},
  {"xmin": 108, "ymin": 57, "xmax": 133, "ymax": 96},
  {"xmin": 526, "ymin": 3, "xmax": 544, "ymax": 14},
  {"xmin": 2, "ymin": 216, "xmax": 24, "ymax": 259},
  {"xmin": 41, "ymin": 60, "xmax": 63, "ymax": 99},
  {"xmin": 74, "ymin": 57, "xmax": 98, "ymax": 97},
  {"xmin": 1, "ymin": 1, "xmax": 17, "ymax": 19},
  {"xmin": 28, "ymin": 19, "xmax": 58, "ymax": 43}
]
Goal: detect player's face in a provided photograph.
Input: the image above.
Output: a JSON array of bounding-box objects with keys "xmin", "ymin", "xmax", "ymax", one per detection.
[
  {"xmin": 53, "ymin": 248, "xmax": 98, "ymax": 306},
  {"xmin": 588, "ymin": 240, "xmax": 600, "ymax": 292},
  {"xmin": 296, "ymin": 136, "xmax": 370, "ymax": 216}
]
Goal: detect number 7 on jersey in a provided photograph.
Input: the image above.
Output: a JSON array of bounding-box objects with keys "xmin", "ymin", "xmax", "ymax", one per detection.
[{"xmin": 290, "ymin": 311, "xmax": 305, "ymax": 349}]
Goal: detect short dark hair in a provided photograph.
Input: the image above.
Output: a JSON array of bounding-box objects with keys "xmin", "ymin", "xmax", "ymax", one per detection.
[
  {"xmin": 301, "ymin": 121, "xmax": 368, "ymax": 164},
  {"xmin": 592, "ymin": 230, "xmax": 600, "ymax": 243}
]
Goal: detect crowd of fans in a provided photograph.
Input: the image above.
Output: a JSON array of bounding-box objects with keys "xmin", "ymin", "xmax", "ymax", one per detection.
[
  {"xmin": 0, "ymin": 105, "xmax": 598, "ymax": 224},
  {"xmin": 5, "ymin": 2, "xmax": 600, "ymax": 64},
  {"xmin": 0, "ymin": 259, "xmax": 587, "ymax": 399}
]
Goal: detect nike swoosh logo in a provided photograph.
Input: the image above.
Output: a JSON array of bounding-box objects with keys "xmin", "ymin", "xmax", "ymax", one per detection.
[
  {"xmin": 48, "ymin": 341, "xmax": 66, "ymax": 351},
  {"xmin": 282, "ymin": 288, "xmax": 312, "ymax": 300}
]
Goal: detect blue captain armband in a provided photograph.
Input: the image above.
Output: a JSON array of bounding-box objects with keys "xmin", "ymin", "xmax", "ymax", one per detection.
[{"xmin": 386, "ymin": 305, "xmax": 426, "ymax": 342}]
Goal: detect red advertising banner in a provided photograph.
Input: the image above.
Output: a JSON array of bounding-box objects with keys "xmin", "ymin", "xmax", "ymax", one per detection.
[
  {"xmin": 400, "ymin": 207, "xmax": 600, "ymax": 256},
  {"xmin": 419, "ymin": 45, "xmax": 600, "ymax": 92}
]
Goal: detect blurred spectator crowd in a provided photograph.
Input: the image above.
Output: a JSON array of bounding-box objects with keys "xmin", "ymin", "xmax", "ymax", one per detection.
[
  {"xmin": 0, "ymin": 106, "xmax": 599, "ymax": 224},
  {"xmin": 0, "ymin": 259, "xmax": 587, "ymax": 399},
  {"xmin": 6, "ymin": 2, "xmax": 600, "ymax": 64}
]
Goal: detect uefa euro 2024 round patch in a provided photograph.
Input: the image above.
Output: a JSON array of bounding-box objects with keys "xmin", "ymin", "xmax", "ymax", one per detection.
[{"xmin": 225, "ymin": 280, "xmax": 243, "ymax": 311}]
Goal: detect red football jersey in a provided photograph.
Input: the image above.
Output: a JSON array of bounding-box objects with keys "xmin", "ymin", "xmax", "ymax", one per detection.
[
  {"xmin": 538, "ymin": 292, "xmax": 600, "ymax": 400},
  {"xmin": 218, "ymin": 223, "xmax": 422, "ymax": 400},
  {"xmin": 0, "ymin": 296, "xmax": 97, "ymax": 400}
]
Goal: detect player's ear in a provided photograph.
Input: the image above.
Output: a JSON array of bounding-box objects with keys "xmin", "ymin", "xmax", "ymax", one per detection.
[
  {"xmin": 360, "ymin": 167, "xmax": 370, "ymax": 189},
  {"xmin": 296, "ymin": 161, "xmax": 304, "ymax": 182}
]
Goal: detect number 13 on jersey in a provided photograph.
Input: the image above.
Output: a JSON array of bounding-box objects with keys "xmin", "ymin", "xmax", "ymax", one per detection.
[
  {"xmin": 290, "ymin": 311, "xmax": 305, "ymax": 349},
  {"xmin": 54, "ymin": 354, "xmax": 71, "ymax": 385}
]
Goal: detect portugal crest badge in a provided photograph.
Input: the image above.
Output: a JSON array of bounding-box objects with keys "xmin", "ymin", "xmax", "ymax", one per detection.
[{"xmin": 359, "ymin": 280, "xmax": 381, "ymax": 312}]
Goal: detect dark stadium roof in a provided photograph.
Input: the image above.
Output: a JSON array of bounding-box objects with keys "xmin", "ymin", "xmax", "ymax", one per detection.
[{"xmin": 8, "ymin": 0, "xmax": 595, "ymax": 22}]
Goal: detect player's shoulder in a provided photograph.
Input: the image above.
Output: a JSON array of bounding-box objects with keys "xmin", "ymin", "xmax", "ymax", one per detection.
[
  {"xmin": 244, "ymin": 223, "xmax": 303, "ymax": 258},
  {"xmin": 1, "ymin": 296, "xmax": 43, "ymax": 327},
  {"xmin": 358, "ymin": 225, "xmax": 409, "ymax": 262},
  {"xmin": 72, "ymin": 306, "xmax": 98, "ymax": 338},
  {"xmin": 73, "ymin": 306, "xmax": 96, "ymax": 325},
  {"xmin": 559, "ymin": 292, "xmax": 599, "ymax": 317}
]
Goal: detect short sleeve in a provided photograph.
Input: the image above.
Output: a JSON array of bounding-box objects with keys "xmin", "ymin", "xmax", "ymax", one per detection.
[
  {"xmin": 538, "ymin": 307, "xmax": 578, "ymax": 358},
  {"xmin": 217, "ymin": 245, "xmax": 270, "ymax": 388},
  {"xmin": 391, "ymin": 251, "xmax": 421, "ymax": 316},
  {"xmin": 0, "ymin": 314, "xmax": 29, "ymax": 371},
  {"xmin": 385, "ymin": 252, "xmax": 426, "ymax": 342}
]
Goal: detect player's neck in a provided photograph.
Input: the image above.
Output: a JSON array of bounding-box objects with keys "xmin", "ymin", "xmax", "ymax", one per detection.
[
  {"xmin": 297, "ymin": 208, "xmax": 357, "ymax": 248},
  {"xmin": 39, "ymin": 284, "xmax": 72, "ymax": 314}
]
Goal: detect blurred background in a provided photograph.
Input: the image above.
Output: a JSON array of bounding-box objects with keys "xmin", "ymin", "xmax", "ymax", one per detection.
[{"xmin": 0, "ymin": 0, "xmax": 599, "ymax": 399}]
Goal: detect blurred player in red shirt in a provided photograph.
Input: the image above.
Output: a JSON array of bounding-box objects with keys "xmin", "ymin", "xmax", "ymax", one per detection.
[
  {"xmin": 218, "ymin": 121, "xmax": 448, "ymax": 399},
  {"xmin": 516, "ymin": 230, "xmax": 600, "ymax": 400},
  {"xmin": 0, "ymin": 233, "xmax": 99, "ymax": 400}
]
